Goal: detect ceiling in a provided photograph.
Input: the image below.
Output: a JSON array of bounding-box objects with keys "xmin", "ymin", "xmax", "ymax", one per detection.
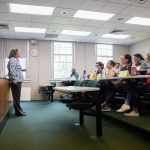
[{"xmin": 0, "ymin": 0, "xmax": 150, "ymax": 45}]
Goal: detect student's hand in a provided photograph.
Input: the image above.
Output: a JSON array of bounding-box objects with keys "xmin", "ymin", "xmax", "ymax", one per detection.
[{"xmin": 13, "ymin": 80, "xmax": 17, "ymax": 85}]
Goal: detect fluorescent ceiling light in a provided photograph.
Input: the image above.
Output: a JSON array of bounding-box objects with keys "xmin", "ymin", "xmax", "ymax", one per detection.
[
  {"xmin": 61, "ymin": 30, "xmax": 91, "ymax": 36},
  {"xmin": 9, "ymin": 3, "xmax": 54, "ymax": 15},
  {"xmin": 102, "ymin": 33, "xmax": 130, "ymax": 39},
  {"xmin": 74, "ymin": 10, "xmax": 115, "ymax": 21},
  {"xmin": 126, "ymin": 17, "xmax": 150, "ymax": 26},
  {"xmin": 15, "ymin": 27, "xmax": 46, "ymax": 33}
]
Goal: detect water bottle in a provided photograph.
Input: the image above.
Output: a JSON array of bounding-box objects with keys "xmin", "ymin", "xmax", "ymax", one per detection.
[
  {"xmin": 83, "ymin": 70, "xmax": 86, "ymax": 80},
  {"xmin": 131, "ymin": 64, "xmax": 137, "ymax": 76}
]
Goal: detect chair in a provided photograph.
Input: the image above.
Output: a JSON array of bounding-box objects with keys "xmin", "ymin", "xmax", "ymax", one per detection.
[
  {"xmin": 42, "ymin": 82, "xmax": 56, "ymax": 102},
  {"xmin": 66, "ymin": 80, "xmax": 99, "ymax": 111},
  {"xmin": 60, "ymin": 80, "xmax": 83, "ymax": 104}
]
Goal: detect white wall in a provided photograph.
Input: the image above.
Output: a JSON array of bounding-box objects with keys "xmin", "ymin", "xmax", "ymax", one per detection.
[
  {"xmin": 130, "ymin": 38, "xmax": 150, "ymax": 56},
  {"xmin": 0, "ymin": 38, "xmax": 129, "ymax": 100},
  {"xmin": 113, "ymin": 45, "xmax": 130, "ymax": 61}
]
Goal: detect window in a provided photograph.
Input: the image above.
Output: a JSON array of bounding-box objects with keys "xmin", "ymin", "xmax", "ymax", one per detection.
[
  {"xmin": 96, "ymin": 44, "xmax": 113, "ymax": 66},
  {"xmin": 53, "ymin": 42, "xmax": 73, "ymax": 79},
  {"xmin": 5, "ymin": 58, "xmax": 26, "ymax": 79}
]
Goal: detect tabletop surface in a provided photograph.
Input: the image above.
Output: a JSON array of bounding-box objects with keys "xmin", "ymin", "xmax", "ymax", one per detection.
[
  {"xmin": 42, "ymin": 75, "xmax": 150, "ymax": 87},
  {"xmin": 55, "ymin": 86, "xmax": 100, "ymax": 93}
]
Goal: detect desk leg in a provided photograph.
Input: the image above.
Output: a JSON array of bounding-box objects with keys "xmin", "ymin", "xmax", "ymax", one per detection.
[
  {"xmin": 79, "ymin": 109, "xmax": 84, "ymax": 125},
  {"xmin": 95, "ymin": 91, "xmax": 102, "ymax": 137}
]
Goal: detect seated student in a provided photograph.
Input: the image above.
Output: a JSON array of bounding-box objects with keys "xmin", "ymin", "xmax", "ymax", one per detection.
[
  {"xmin": 70, "ymin": 68, "xmax": 79, "ymax": 79},
  {"xmin": 94, "ymin": 62, "xmax": 104, "ymax": 78},
  {"xmin": 101, "ymin": 54, "xmax": 138, "ymax": 117},
  {"xmin": 101, "ymin": 60, "xmax": 116, "ymax": 111},
  {"xmin": 134, "ymin": 53, "xmax": 148, "ymax": 71},
  {"xmin": 126, "ymin": 52, "xmax": 150, "ymax": 116},
  {"xmin": 114, "ymin": 62, "xmax": 120, "ymax": 76},
  {"xmin": 144, "ymin": 52, "xmax": 150, "ymax": 68},
  {"xmin": 105, "ymin": 60, "xmax": 116, "ymax": 78}
]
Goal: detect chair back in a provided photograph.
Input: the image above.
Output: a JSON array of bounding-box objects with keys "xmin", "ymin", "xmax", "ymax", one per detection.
[
  {"xmin": 84, "ymin": 80, "xmax": 98, "ymax": 87},
  {"xmin": 73, "ymin": 80, "xmax": 83, "ymax": 86}
]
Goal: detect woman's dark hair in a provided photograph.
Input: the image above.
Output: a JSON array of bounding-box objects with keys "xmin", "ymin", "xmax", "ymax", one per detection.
[
  {"xmin": 124, "ymin": 54, "xmax": 132, "ymax": 64},
  {"xmin": 96, "ymin": 62, "xmax": 104, "ymax": 70},
  {"xmin": 8, "ymin": 49, "xmax": 18, "ymax": 59},
  {"xmin": 134, "ymin": 53, "xmax": 144, "ymax": 60},
  {"xmin": 109, "ymin": 60, "xmax": 116, "ymax": 67}
]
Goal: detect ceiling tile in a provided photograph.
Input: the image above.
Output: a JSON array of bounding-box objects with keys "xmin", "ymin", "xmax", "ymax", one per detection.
[
  {"xmin": 31, "ymin": 15, "xmax": 51, "ymax": 23},
  {"xmin": 0, "ymin": 2, "xmax": 9, "ymax": 12},
  {"xmin": 79, "ymin": 0, "xmax": 106, "ymax": 11},
  {"xmin": 111, "ymin": 0, "xmax": 150, "ymax": 8},
  {"xmin": 101, "ymin": 2, "xmax": 127, "ymax": 14},
  {"xmin": 0, "ymin": 0, "xmax": 10, "ymax": 2},
  {"xmin": 0, "ymin": 13, "xmax": 11, "ymax": 20},
  {"xmin": 12, "ymin": 14, "xmax": 31, "ymax": 22},
  {"xmin": 68, "ymin": 18, "xmax": 88, "ymax": 26},
  {"xmin": 128, "ymin": 24, "xmax": 150, "ymax": 32},
  {"xmin": 48, "ymin": 23, "xmax": 65, "ymax": 29},
  {"xmin": 101, "ymin": 21, "xmax": 121, "ymax": 29},
  {"xmin": 31, "ymin": 22, "xmax": 49, "ymax": 28},
  {"xmin": 48, "ymin": 23, "xmax": 82, "ymax": 30},
  {"xmin": 11, "ymin": 21, "xmax": 31, "ymax": 27},
  {"xmin": 119, "ymin": 5, "xmax": 147, "ymax": 16},
  {"xmin": 32, "ymin": 0, "xmax": 59, "ymax": 6},
  {"xmin": 109, "ymin": 14, "xmax": 131, "ymax": 23},
  {"xmin": 85, "ymin": 20, "xmax": 105, "ymax": 27},
  {"xmin": 9, "ymin": 0, "xmax": 33, "ymax": 4},
  {"xmin": 0, "ymin": 20, "xmax": 11, "ymax": 24},
  {"xmin": 79, "ymin": 26, "xmax": 98, "ymax": 32},
  {"xmin": 50, "ymin": 16, "xmax": 70, "ymax": 24},
  {"xmin": 96, "ymin": 27, "xmax": 114, "ymax": 34},
  {"xmin": 52, "ymin": 8, "xmax": 76, "ymax": 18},
  {"xmin": 138, "ymin": 9, "xmax": 150, "ymax": 18},
  {"xmin": 57, "ymin": 0, "xmax": 84, "ymax": 9},
  {"xmin": 115, "ymin": 23, "xmax": 133, "ymax": 30}
]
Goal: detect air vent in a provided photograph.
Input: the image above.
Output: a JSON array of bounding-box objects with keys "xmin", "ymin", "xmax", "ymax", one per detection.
[
  {"xmin": 110, "ymin": 30, "xmax": 124, "ymax": 34},
  {"xmin": 45, "ymin": 34, "xmax": 58, "ymax": 38},
  {"xmin": 0, "ymin": 24, "xmax": 9, "ymax": 29}
]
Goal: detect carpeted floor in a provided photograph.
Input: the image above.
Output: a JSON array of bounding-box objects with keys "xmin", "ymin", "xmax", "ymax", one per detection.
[{"xmin": 0, "ymin": 101, "xmax": 150, "ymax": 150}]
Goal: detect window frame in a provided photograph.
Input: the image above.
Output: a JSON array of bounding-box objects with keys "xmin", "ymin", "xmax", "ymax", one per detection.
[
  {"xmin": 96, "ymin": 44, "xmax": 113, "ymax": 66},
  {"xmin": 51, "ymin": 41, "xmax": 74, "ymax": 79}
]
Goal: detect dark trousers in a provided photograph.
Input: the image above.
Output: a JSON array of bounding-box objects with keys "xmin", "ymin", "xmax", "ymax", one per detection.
[
  {"xmin": 10, "ymin": 82, "xmax": 23, "ymax": 114},
  {"xmin": 105, "ymin": 80, "xmax": 137, "ymax": 107}
]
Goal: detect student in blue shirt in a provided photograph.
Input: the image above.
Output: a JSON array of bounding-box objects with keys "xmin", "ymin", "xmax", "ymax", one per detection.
[
  {"xmin": 70, "ymin": 68, "xmax": 79, "ymax": 79},
  {"xmin": 7, "ymin": 49, "xmax": 26, "ymax": 116},
  {"xmin": 134, "ymin": 53, "xmax": 148, "ymax": 71}
]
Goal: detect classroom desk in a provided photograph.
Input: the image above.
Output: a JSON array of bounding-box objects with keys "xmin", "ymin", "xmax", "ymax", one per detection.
[
  {"xmin": 97, "ymin": 75, "xmax": 150, "ymax": 80},
  {"xmin": 55, "ymin": 86, "xmax": 101, "ymax": 137}
]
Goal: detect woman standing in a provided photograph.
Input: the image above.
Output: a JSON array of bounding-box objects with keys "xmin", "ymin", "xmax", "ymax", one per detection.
[{"xmin": 7, "ymin": 49, "xmax": 26, "ymax": 116}]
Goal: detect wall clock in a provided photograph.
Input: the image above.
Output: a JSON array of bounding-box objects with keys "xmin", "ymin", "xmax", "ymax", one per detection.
[{"xmin": 31, "ymin": 49, "xmax": 39, "ymax": 57}]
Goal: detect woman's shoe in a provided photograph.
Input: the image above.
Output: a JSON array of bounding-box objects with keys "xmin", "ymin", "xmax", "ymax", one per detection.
[{"xmin": 15, "ymin": 111, "xmax": 27, "ymax": 116}]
